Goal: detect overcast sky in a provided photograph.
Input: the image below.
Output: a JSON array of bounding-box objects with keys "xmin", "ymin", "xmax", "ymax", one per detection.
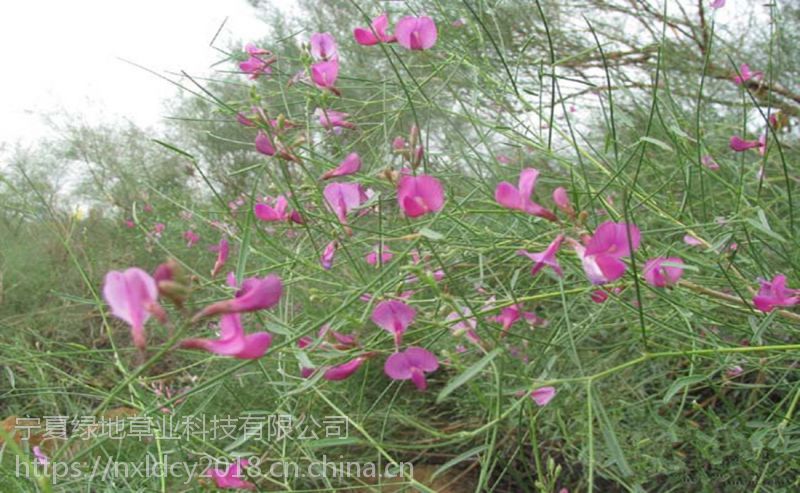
[
  {"xmin": 0, "ymin": 0, "xmax": 278, "ymax": 147},
  {"xmin": 0, "ymin": 0, "xmax": 759, "ymax": 151}
]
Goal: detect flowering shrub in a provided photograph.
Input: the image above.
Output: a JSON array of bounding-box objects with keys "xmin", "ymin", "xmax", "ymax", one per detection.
[{"xmin": 3, "ymin": 1, "xmax": 800, "ymax": 491}]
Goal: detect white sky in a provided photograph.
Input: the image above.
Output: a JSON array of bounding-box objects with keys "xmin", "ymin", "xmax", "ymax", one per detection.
[{"xmin": 0, "ymin": 0, "xmax": 275, "ymax": 147}]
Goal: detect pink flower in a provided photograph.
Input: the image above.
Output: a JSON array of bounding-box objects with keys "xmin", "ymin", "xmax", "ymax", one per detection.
[
  {"xmin": 573, "ymin": 222, "xmax": 641, "ymax": 285},
  {"xmin": 125, "ymin": 219, "xmax": 135, "ymax": 228},
  {"xmin": 366, "ymin": 244, "xmax": 393, "ymax": 266},
  {"xmin": 683, "ymin": 234, "xmax": 703, "ymax": 247},
  {"xmin": 210, "ymin": 238, "xmax": 229, "ymax": 277},
  {"xmin": 517, "ymin": 234, "xmax": 564, "ymax": 277},
  {"xmin": 236, "ymin": 112, "xmax": 255, "ymax": 127},
  {"xmin": 529, "ymin": 386, "xmax": 556, "ymax": 406},
  {"xmin": 153, "ymin": 223, "xmax": 166, "ymax": 236},
  {"xmin": 314, "ymin": 108, "xmax": 355, "ymax": 131},
  {"xmin": 239, "ymin": 56, "xmax": 271, "ymax": 79},
  {"xmin": 183, "ymin": 230, "xmax": 200, "ymax": 248},
  {"xmin": 726, "ymin": 365, "xmax": 743, "ymax": 378},
  {"xmin": 384, "ymin": 347, "xmax": 439, "ymax": 390},
  {"xmin": 495, "ymin": 168, "xmax": 557, "ymax": 221},
  {"xmin": 733, "ymin": 63, "xmax": 762, "ymax": 85},
  {"xmin": 729, "ymin": 135, "xmax": 764, "ymax": 153},
  {"xmin": 710, "ymin": 0, "xmax": 725, "ymax": 8},
  {"xmin": 33, "ymin": 446, "xmax": 48, "ymax": 466},
  {"xmin": 392, "ymin": 136, "xmax": 407, "ymax": 150},
  {"xmin": 255, "ymin": 130, "xmax": 275, "ymax": 156},
  {"xmin": 254, "ymin": 196, "xmax": 290, "ymax": 223},
  {"xmin": 317, "ymin": 324, "xmax": 358, "ymax": 349},
  {"xmin": 552, "ymin": 187, "xmax": 575, "ymax": 216},
  {"xmin": 752, "ymin": 274, "xmax": 799, "ymax": 312},
  {"xmin": 323, "ymin": 356, "xmax": 368, "ymax": 381},
  {"xmin": 701, "ymin": 155, "xmax": 720, "ymax": 170},
  {"xmin": 310, "ymin": 32, "xmax": 337, "ymax": 61},
  {"xmin": 371, "ymin": 300, "xmax": 416, "ymax": 347},
  {"xmin": 311, "ymin": 60, "xmax": 339, "ymax": 92},
  {"xmin": 322, "ymin": 153, "xmax": 361, "ymax": 180},
  {"xmin": 239, "ymin": 43, "xmax": 274, "ymax": 80},
  {"xmin": 353, "ymin": 13, "xmax": 396, "ymax": 45},
  {"xmin": 490, "ymin": 304, "xmax": 542, "ymax": 336},
  {"xmin": 590, "ymin": 290, "xmax": 609, "ymax": 303},
  {"xmin": 209, "ymin": 458, "xmax": 255, "ymax": 490},
  {"xmin": 103, "ymin": 268, "xmax": 163, "ymax": 351},
  {"xmin": 395, "ymin": 16, "xmax": 438, "ymax": 51},
  {"xmin": 143, "ymin": 203, "xmax": 154, "ymax": 213},
  {"xmin": 758, "ymin": 133, "xmax": 767, "ymax": 156},
  {"xmin": 181, "ymin": 313, "xmax": 271, "ymax": 359},
  {"xmin": 323, "ymin": 182, "xmax": 368, "ymax": 225},
  {"xmin": 320, "ymin": 241, "xmax": 336, "ymax": 270},
  {"xmin": 397, "ymin": 174, "xmax": 445, "ymax": 218},
  {"xmin": 194, "ymin": 274, "xmax": 282, "ymax": 320},
  {"xmin": 446, "ymin": 308, "xmax": 480, "ymax": 344},
  {"xmin": 642, "ymin": 257, "xmax": 685, "ymax": 287}
]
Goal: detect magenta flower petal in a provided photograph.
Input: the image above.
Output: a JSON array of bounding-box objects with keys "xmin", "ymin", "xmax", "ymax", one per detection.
[
  {"xmin": 405, "ymin": 346, "xmax": 439, "ymax": 371},
  {"xmin": 384, "ymin": 352, "xmax": 412, "ymax": 380},
  {"xmin": 726, "ymin": 365, "xmax": 743, "ymax": 378},
  {"xmin": 211, "ymin": 238, "xmax": 230, "ymax": 277},
  {"xmin": 517, "ymin": 234, "xmax": 564, "ymax": 277},
  {"xmin": 354, "ymin": 26, "xmax": 379, "ymax": 46},
  {"xmin": 395, "ymin": 16, "xmax": 438, "ymax": 50},
  {"xmin": 239, "ymin": 51, "xmax": 272, "ymax": 80},
  {"xmin": 322, "ymin": 152, "xmax": 362, "ymax": 180},
  {"xmin": 354, "ymin": 13, "xmax": 395, "ymax": 45},
  {"xmin": 643, "ymin": 257, "xmax": 685, "ymax": 287},
  {"xmin": 494, "ymin": 168, "xmax": 556, "ymax": 221},
  {"xmin": 103, "ymin": 268, "xmax": 160, "ymax": 351},
  {"xmin": 494, "ymin": 181, "xmax": 521, "ymax": 209},
  {"xmin": 181, "ymin": 313, "xmax": 246, "ymax": 355},
  {"xmin": 753, "ymin": 274, "xmax": 800, "ymax": 312},
  {"xmin": 254, "ymin": 195, "xmax": 296, "ymax": 223},
  {"xmin": 584, "ymin": 221, "xmax": 641, "ymax": 258},
  {"xmin": 397, "ymin": 174, "xmax": 445, "ymax": 218},
  {"xmin": 311, "ymin": 60, "xmax": 339, "ymax": 90},
  {"xmin": 371, "ymin": 13, "xmax": 394, "ymax": 42},
  {"xmin": 590, "ymin": 290, "xmax": 609, "ymax": 303},
  {"xmin": 314, "ymin": 108, "xmax": 356, "ymax": 131},
  {"xmin": 710, "ymin": 0, "xmax": 725, "ymax": 8},
  {"xmin": 323, "ymin": 182, "xmax": 367, "ymax": 225},
  {"xmin": 552, "ymin": 187, "xmax": 574, "ymax": 215},
  {"xmin": 593, "ymin": 254, "xmax": 628, "ymax": 284},
  {"xmin": 236, "ymin": 332, "xmax": 273, "ymax": 359},
  {"xmin": 255, "ymin": 130, "xmax": 275, "ymax": 156},
  {"xmin": 310, "ymin": 32, "xmax": 337, "ymax": 61},
  {"xmin": 209, "ymin": 459, "xmax": 255, "ymax": 490},
  {"xmin": 321, "ymin": 241, "xmax": 337, "ymax": 270},
  {"xmin": 195, "ymin": 275, "xmax": 282, "ymax": 320},
  {"xmin": 323, "ymin": 356, "xmax": 367, "ymax": 381},
  {"xmin": 365, "ymin": 244, "xmax": 393, "ymax": 266},
  {"xmin": 701, "ymin": 155, "xmax": 720, "ymax": 170},
  {"xmin": 384, "ymin": 346, "xmax": 438, "ymax": 391},
  {"xmin": 729, "ymin": 135, "xmax": 762, "ymax": 152},
  {"xmin": 447, "ymin": 308, "xmax": 480, "ymax": 344},
  {"xmin": 182, "ymin": 314, "xmax": 271, "ymax": 360},
  {"xmin": 33, "ymin": 446, "xmax": 49, "ymax": 466},
  {"xmin": 530, "ymin": 386, "xmax": 556, "ymax": 406},
  {"xmin": 517, "ymin": 168, "xmax": 539, "ymax": 198},
  {"xmin": 683, "ymin": 234, "xmax": 703, "ymax": 247},
  {"xmin": 371, "ymin": 300, "xmax": 416, "ymax": 345}
]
